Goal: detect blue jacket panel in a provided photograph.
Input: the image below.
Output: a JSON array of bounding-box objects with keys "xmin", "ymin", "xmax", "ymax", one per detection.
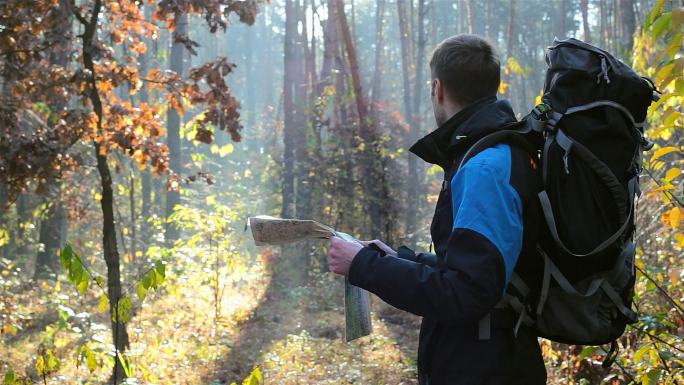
[{"xmin": 451, "ymin": 144, "xmax": 523, "ymax": 285}]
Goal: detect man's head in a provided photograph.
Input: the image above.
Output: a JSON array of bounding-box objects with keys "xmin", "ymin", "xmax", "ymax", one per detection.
[{"xmin": 429, "ymin": 34, "xmax": 501, "ymax": 126}]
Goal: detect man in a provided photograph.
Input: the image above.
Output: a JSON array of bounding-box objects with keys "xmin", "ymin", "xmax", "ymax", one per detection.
[{"xmin": 327, "ymin": 34, "xmax": 547, "ymax": 384}]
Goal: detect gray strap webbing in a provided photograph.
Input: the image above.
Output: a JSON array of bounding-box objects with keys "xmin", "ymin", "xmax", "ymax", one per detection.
[
  {"xmin": 542, "ymin": 134, "xmax": 554, "ymax": 185},
  {"xmin": 537, "ymin": 247, "xmax": 552, "ymax": 316},
  {"xmin": 478, "ymin": 314, "xmax": 491, "ymax": 340},
  {"xmin": 564, "ymin": 100, "xmax": 645, "ymax": 128},
  {"xmin": 600, "ymin": 281, "xmax": 638, "ymax": 321},
  {"xmin": 546, "ymin": 111, "xmax": 563, "ymax": 128},
  {"xmin": 528, "ymin": 117, "xmax": 545, "ymax": 133},
  {"xmin": 546, "ymin": 254, "xmax": 604, "ymax": 297},
  {"xmin": 538, "ymin": 188, "xmax": 633, "ymax": 258},
  {"xmin": 510, "ymin": 273, "xmax": 530, "ymax": 297},
  {"xmin": 555, "ymin": 129, "xmax": 573, "ymax": 152},
  {"xmin": 536, "ymin": 250, "xmax": 605, "ymax": 316}
]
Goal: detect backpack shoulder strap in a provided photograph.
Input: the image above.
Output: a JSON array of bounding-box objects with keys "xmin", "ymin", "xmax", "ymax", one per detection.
[{"xmin": 456, "ymin": 127, "xmax": 539, "ymax": 174}]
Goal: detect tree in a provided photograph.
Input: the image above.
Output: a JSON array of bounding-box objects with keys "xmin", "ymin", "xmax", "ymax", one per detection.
[
  {"xmin": 580, "ymin": 0, "xmax": 592, "ymax": 42},
  {"xmin": 165, "ymin": 12, "xmax": 188, "ymax": 245},
  {"xmin": 0, "ymin": 0, "xmax": 259, "ymax": 381}
]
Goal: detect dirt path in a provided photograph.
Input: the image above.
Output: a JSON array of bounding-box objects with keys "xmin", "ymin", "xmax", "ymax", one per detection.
[{"xmin": 211, "ymin": 270, "xmax": 421, "ymax": 384}]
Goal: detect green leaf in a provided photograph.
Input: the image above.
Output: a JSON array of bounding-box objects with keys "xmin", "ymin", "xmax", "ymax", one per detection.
[
  {"xmin": 578, "ymin": 346, "xmax": 597, "ymax": 359},
  {"xmin": 114, "ymin": 296, "xmax": 133, "ymax": 323},
  {"xmin": 77, "ymin": 277, "xmax": 89, "ymax": 294},
  {"xmin": 60, "ymin": 244, "xmax": 73, "ymax": 270},
  {"xmin": 117, "ymin": 352, "xmax": 134, "ymax": 378},
  {"xmin": 136, "ymin": 282, "xmax": 147, "ymax": 302},
  {"xmin": 3, "ymin": 368, "xmax": 17, "ymax": 384},
  {"xmin": 155, "ymin": 260, "xmax": 165, "ymax": 280},
  {"xmin": 644, "ymin": 368, "xmax": 662, "ymax": 385},
  {"xmin": 652, "ymin": 12, "xmax": 672, "ymax": 39},
  {"xmin": 142, "ymin": 271, "xmax": 153, "ymax": 289}
]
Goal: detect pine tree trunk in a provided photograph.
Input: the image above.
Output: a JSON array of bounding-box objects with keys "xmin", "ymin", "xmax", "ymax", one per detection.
[
  {"xmin": 617, "ymin": 0, "xmax": 636, "ymax": 53},
  {"xmin": 600, "ymin": 0, "xmax": 608, "ymax": 48},
  {"xmin": 466, "ymin": 0, "xmax": 474, "ymax": 34},
  {"xmin": 336, "ymin": 0, "xmax": 386, "ymax": 239},
  {"xmin": 371, "ymin": 0, "xmax": 386, "ymax": 107},
  {"xmin": 35, "ymin": 0, "xmax": 71, "ymax": 278},
  {"xmin": 165, "ymin": 12, "xmax": 188, "ymax": 245},
  {"xmin": 282, "ymin": 0, "xmax": 297, "ymax": 219},
  {"xmin": 580, "ymin": 0, "xmax": 592, "ymax": 43}
]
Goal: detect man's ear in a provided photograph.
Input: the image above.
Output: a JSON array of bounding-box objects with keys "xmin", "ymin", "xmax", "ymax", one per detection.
[{"xmin": 434, "ymin": 78, "xmax": 444, "ymax": 103}]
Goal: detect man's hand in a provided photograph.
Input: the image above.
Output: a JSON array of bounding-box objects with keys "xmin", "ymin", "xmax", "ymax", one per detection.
[
  {"xmin": 327, "ymin": 236, "xmax": 363, "ymax": 276},
  {"xmin": 359, "ymin": 239, "xmax": 397, "ymax": 257}
]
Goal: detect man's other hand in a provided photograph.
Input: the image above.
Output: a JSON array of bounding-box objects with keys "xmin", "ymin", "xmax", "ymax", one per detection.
[
  {"xmin": 327, "ymin": 236, "xmax": 363, "ymax": 276},
  {"xmin": 359, "ymin": 239, "xmax": 397, "ymax": 257}
]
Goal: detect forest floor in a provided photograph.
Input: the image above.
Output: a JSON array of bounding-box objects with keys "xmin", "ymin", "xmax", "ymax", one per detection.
[{"xmin": 1, "ymin": 249, "xmax": 422, "ymax": 385}]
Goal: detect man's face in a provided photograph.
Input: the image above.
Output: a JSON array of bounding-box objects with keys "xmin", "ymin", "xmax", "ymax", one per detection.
[{"xmin": 431, "ymin": 78, "xmax": 448, "ymax": 127}]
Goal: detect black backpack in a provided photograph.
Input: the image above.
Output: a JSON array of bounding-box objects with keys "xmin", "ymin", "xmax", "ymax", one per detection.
[{"xmin": 460, "ymin": 38, "xmax": 658, "ymax": 364}]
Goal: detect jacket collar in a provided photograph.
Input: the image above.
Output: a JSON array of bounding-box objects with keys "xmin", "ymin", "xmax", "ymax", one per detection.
[{"xmin": 409, "ymin": 96, "xmax": 516, "ymax": 169}]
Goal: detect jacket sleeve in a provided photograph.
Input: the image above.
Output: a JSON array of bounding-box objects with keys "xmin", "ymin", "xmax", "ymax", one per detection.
[
  {"xmin": 348, "ymin": 149, "xmax": 523, "ymax": 324},
  {"xmin": 396, "ymin": 246, "xmax": 442, "ymax": 268}
]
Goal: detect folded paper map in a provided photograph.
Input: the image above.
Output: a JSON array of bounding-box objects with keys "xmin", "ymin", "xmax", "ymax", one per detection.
[{"xmin": 247, "ymin": 216, "xmax": 372, "ymax": 341}]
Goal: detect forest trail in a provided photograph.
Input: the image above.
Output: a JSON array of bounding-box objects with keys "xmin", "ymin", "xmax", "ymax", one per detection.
[{"xmin": 211, "ymin": 249, "xmax": 422, "ymax": 385}]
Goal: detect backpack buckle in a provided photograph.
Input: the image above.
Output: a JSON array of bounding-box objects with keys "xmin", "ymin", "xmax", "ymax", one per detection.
[{"xmin": 531, "ymin": 103, "xmax": 553, "ymax": 121}]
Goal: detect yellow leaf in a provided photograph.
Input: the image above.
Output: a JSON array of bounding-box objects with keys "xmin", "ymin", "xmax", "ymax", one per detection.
[
  {"xmin": 663, "ymin": 207, "xmax": 683, "ymax": 229},
  {"xmin": 665, "ymin": 167, "xmax": 681, "ymax": 182},
  {"xmin": 219, "ymin": 143, "xmax": 234, "ymax": 157},
  {"xmin": 535, "ymin": 93, "xmax": 543, "ymax": 106},
  {"xmin": 498, "ymin": 81, "xmax": 510, "ymax": 95},
  {"xmin": 650, "ymin": 146, "xmax": 680, "ymax": 163},
  {"xmin": 98, "ymin": 294, "xmax": 110, "ymax": 313},
  {"xmin": 36, "ymin": 356, "xmax": 45, "ymax": 376},
  {"xmin": 426, "ymin": 164, "xmax": 443, "ymax": 176},
  {"xmin": 674, "ymin": 233, "xmax": 684, "ymax": 247},
  {"xmin": 647, "ymin": 183, "xmax": 675, "ymax": 196}
]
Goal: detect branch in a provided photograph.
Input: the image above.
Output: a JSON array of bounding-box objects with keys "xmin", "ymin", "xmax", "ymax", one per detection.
[
  {"xmin": 636, "ymin": 263, "xmax": 684, "ymax": 317},
  {"xmin": 68, "ymin": 0, "xmax": 88, "ymax": 26}
]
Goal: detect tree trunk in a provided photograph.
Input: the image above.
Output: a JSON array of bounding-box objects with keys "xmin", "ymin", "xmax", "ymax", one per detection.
[
  {"xmin": 295, "ymin": 0, "xmax": 312, "ymax": 220},
  {"xmin": 580, "ymin": 0, "xmax": 592, "ymax": 43},
  {"xmin": 466, "ymin": 0, "xmax": 474, "ymax": 34},
  {"xmin": 318, "ymin": 0, "xmax": 338, "ymax": 94},
  {"xmin": 35, "ymin": 0, "xmax": 70, "ymax": 278},
  {"xmin": 75, "ymin": 1, "xmax": 129, "ymax": 380},
  {"xmin": 282, "ymin": 0, "xmax": 297, "ymax": 219},
  {"xmin": 129, "ymin": 166, "xmax": 137, "ymax": 261},
  {"xmin": 371, "ymin": 0, "xmax": 386, "ymax": 107},
  {"xmin": 599, "ymin": 0, "xmax": 608, "ymax": 48},
  {"xmin": 397, "ymin": 0, "xmax": 418, "ymax": 245},
  {"xmin": 617, "ymin": 0, "xmax": 636, "ymax": 54},
  {"xmin": 336, "ymin": 0, "xmax": 386, "ymax": 239},
  {"xmin": 557, "ymin": 0, "xmax": 567, "ymax": 39},
  {"xmin": 165, "ymin": 12, "xmax": 188, "ymax": 245}
]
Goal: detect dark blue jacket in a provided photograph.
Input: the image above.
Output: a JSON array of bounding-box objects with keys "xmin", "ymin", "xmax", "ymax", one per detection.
[{"xmin": 348, "ymin": 96, "xmax": 547, "ymax": 384}]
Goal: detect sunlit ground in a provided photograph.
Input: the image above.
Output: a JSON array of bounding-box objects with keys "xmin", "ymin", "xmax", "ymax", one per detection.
[{"xmin": 1, "ymin": 248, "xmax": 423, "ymax": 384}]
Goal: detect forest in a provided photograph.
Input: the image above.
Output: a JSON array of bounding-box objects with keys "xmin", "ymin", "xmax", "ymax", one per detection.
[{"xmin": 0, "ymin": 0, "xmax": 682, "ymax": 383}]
